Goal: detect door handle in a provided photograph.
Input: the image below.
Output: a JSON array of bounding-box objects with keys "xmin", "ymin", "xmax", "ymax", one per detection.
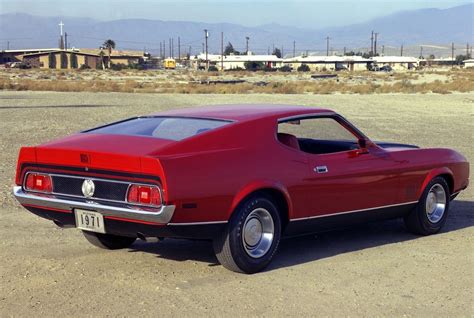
[{"xmin": 314, "ymin": 166, "xmax": 328, "ymax": 173}]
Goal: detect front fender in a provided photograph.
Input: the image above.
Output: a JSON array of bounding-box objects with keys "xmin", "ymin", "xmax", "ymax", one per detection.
[
  {"xmin": 418, "ymin": 167, "xmax": 453, "ymax": 198},
  {"xmin": 229, "ymin": 180, "xmax": 293, "ymax": 219}
]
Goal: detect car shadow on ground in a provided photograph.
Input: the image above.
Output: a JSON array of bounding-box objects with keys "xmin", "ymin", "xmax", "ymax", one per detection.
[{"xmin": 128, "ymin": 200, "xmax": 473, "ymax": 271}]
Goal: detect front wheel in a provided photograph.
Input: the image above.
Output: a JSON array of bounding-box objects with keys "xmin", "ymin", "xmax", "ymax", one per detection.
[
  {"xmin": 213, "ymin": 195, "xmax": 281, "ymax": 274},
  {"xmin": 404, "ymin": 176, "xmax": 450, "ymax": 235},
  {"xmin": 82, "ymin": 231, "xmax": 136, "ymax": 250}
]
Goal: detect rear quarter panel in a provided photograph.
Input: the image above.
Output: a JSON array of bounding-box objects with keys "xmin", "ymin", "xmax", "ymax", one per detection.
[{"xmin": 158, "ymin": 119, "xmax": 307, "ymax": 223}]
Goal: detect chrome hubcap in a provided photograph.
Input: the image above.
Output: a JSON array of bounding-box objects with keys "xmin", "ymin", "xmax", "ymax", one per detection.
[
  {"xmin": 242, "ymin": 208, "xmax": 274, "ymax": 258},
  {"xmin": 425, "ymin": 184, "xmax": 447, "ymax": 223}
]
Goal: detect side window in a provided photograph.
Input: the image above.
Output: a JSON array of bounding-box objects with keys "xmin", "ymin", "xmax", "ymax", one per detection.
[{"xmin": 277, "ymin": 117, "xmax": 359, "ymax": 155}]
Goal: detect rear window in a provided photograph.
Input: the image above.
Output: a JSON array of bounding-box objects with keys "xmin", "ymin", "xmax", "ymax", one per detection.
[{"xmin": 86, "ymin": 117, "xmax": 231, "ymax": 141}]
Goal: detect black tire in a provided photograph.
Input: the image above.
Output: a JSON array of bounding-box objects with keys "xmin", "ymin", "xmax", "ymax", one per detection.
[
  {"xmin": 82, "ymin": 231, "xmax": 136, "ymax": 250},
  {"xmin": 213, "ymin": 195, "xmax": 282, "ymax": 274},
  {"xmin": 404, "ymin": 176, "xmax": 450, "ymax": 235}
]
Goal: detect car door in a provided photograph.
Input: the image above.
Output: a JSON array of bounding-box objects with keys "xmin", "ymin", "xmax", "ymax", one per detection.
[{"xmin": 278, "ymin": 115, "xmax": 401, "ymax": 220}]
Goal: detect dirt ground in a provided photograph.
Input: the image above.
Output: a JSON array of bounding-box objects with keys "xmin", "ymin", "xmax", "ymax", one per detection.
[{"xmin": 0, "ymin": 91, "xmax": 472, "ymax": 317}]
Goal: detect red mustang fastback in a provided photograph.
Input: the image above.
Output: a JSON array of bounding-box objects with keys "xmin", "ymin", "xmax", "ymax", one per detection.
[{"xmin": 13, "ymin": 105, "xmax": 469, "ymax": 273}]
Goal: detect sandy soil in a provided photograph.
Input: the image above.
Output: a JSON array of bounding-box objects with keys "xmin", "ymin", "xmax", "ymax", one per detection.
[{"xmin": 0, "ymin": 91, "xmax": 472, "ymax": 317}]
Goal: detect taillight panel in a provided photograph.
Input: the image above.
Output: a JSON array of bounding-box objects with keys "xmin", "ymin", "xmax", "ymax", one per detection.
[
  {"xmin": 24, "ymin": 173, "xmax": 53, "ymax": 193},
  {"xmin": 127, "ymin": 184, "xmax": 162, "ymax": 207}
]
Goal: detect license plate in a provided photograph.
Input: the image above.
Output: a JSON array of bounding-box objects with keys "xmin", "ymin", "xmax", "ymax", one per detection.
[{"xmin": 75, "ymin": 209, "xmax": 105, "ymax": 233}]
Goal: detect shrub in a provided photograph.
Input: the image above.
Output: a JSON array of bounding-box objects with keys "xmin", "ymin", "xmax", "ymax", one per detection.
[
  {"xmin": 278, "ymin": 65, "xmax": 292, "ymax": 72},
  {"xmin": 297, "ymin": 64, "xmax": 310, "ymax": 72},
  {"xmin": 226, "ymin": 67, "xmax": 244, "ymax": 72},
  {"xmin": 208, "ymin": 65, "xmax": 219, "ymax": 72},
  {"xmin": 244, "ymin": 61, "xmax": 264, "ymax": 71},
  {"xmin": 128, "ymin": 63, "xmax": 144, "ymax": 70},
  {"xmin": 110, "ymin": 63, "xmax": 128, "ymax": 71}
]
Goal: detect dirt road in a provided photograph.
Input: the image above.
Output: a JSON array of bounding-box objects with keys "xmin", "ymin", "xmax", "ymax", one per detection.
[{"xmin": 0, "ymin": 92, "xmax": 472, "ymax": 317}]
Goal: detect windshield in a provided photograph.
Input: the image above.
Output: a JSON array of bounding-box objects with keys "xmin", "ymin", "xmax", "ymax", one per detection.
[{"xmin": 85, "ymin": 117, "xmax": 232, "ymax": 141}]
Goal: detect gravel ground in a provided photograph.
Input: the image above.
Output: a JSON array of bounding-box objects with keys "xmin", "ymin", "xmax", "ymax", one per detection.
[{"xmin": 0, "ymin": 91, "xmax": 472, "ymax": 317}]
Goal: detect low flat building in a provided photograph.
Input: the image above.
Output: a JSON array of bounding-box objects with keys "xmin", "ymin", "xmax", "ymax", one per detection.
[
  {"xmin": 371, "ymin": 56, "xmax": 419, "ymax": 70},
  {"xmin": 192, "ymin": 53, "xmax": 282, "ymax": 70},
  {"xmin": 79, "ymin": 49, "xmax": 144, "ymax": 65},
  {"xmin": 463, "ymin": 59, "xmax": 474, "ymax": 68},
  {"xmin": 284, "ymin": 55, "xmax": 371, "ymax": 71}
]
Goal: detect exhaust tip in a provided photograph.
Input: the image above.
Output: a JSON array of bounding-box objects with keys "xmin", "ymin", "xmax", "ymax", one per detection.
[{"xmin": 137, "ymin": 232, "xmax": 147, "ymax": 241}]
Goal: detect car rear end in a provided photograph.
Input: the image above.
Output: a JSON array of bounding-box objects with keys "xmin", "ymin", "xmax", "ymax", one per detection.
[
  {"xmin": 13, "ymin": 115, "xmax": 234, "ymax": 239},
  {"xmin": 13, "ymin": 145, "xmax": 176, "ymax": 238}
]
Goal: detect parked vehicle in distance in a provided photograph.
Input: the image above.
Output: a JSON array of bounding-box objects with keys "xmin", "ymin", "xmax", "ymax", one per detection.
[
  {"xmin": 335, "ymin": 63, "xmax": 348, "ymax": 71},
  {"xmin": 379, "ymin": 65, "xmax": 393, "ymax": 72},
  {"xmin": 13, "ymin": 105, "xmax": 469, "ymax": 273},
  {"xmin": 163, "ymin": 58, "xmax": 176, "ymax": 69},
  {"xmin": 369, "ymin": 64, "xmax": 392, "ymax": 72}
]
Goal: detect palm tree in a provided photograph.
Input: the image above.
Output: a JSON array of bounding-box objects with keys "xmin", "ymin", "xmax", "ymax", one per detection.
[{"xmin": 102, "ymin": 39, "xmax": 116, "ymax": 69}]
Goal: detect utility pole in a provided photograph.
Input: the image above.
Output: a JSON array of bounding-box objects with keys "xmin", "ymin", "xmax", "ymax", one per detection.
[
  {"xmin": 374, "ymin": 32, "xmax": 378, "ymax": 56},
  {"xmin": 159, "ymin": 42, "xmax": 162, "ymax": 58},
  {"xmin": 204, "ymin": 29, "xmax": 209, "ymax": 70},
  {"xmin": 163, "ymin": 40, "xmax": 166, "ymax": 58},
  {"xmin": 400, "ymin": 44, "xmax": 403, "ymax": 56},
  {"xmin": 293, "ymin": 40, "xmax": 296, "ymax": 57},
  {"xmin": 220, "ymin": 31, "xmax": 224, "ymax": 71},
  {"xmin": 419, "ymin": 46, "xmax": 423, "ymax": 58},
  {"xmin": 169, "ymin": 38, "xmax": 172, "ymax": 58},
  {"xmin": 245, "ymin": 36, "xmax": 249, "ymax": 54},
  {"xmin": 467, "ymin": 43, "xmax": 470, "ymax": 57},
  {"xmin": 343, "ymin": 46, "xmax": 346, "ymax": 55},
  {"xmin": 370, "ymin": 30, "xmax": 374, "ymax": 56},
  {"xmin": 382, "ymin": 45, "xmax": 385, "ymax": 55},
  {"xmin": 281, "ymin": 46, "xmax": 284, "ymax": 58},
  {"xmin": 65, "ymin": 32, "xmax": 68, "ymax": 50},
  {"xmin": 177, "ymin": 37, "xmax": 180, "ymax": 61},
  {"xmin": 171, "ymin": 38, "xmax": 174, "ymax": 58},
  {"xmin": 326, "ymin": 36, "xmax": 330, "ymax": 56},
  {"xmin": 451, "ymin": 42, "xmax": 455, "ymax": 68},
  {"xmin": 7, "ymin": 41, "xmax": 9, "ymax": 50}
]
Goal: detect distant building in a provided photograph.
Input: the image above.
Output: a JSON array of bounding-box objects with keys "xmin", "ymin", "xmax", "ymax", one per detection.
[
  {"xmin": 191, "ymin": 53, "xmax": 282, "ymax": 70},
  {"xmin": 1, "ymin": 48, "xmax": 144, "ymax": 69},
  {"xmin": 22, "ymin": 50, "xmax": 100, "ymax": 69},
  {"xmin": 371, "ymin": 56, "xmax": 419, "ymax": 70},
  {"xmin": 284, "ymin": 55, "xmax": 371, "ymax": 71},
  {"xmin": 463, "ymin": 59, "xmax": 474, "ymax": 68},
  {"xmin": 0, "ymin": 49, "xmax": 57, "ymax": 64}
]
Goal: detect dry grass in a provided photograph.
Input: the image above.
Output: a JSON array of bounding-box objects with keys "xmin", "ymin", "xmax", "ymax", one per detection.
[{"xmin": 0, "ymin": 68, "xmax": 472, "ymax": 94}]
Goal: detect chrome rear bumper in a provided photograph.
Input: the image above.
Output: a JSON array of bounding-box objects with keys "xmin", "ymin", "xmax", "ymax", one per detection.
[{"xmin": 13, "ymin": 186, "xmax": 175, "ymax": 224}]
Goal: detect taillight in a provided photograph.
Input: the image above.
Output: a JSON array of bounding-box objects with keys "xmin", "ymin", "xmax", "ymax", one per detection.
[
  {"xmin": 24, "ymin": 173, "xmax": 53, "ymax": 193},
  {"xmin": 127, "ymin": 184, "xmax": 162, "ymax": 207}
]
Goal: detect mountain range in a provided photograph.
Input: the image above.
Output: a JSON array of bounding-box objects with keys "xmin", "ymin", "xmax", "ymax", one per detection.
[{"xmin": 0, "ymin": 4, "xmax": 472, "ymax": 57}]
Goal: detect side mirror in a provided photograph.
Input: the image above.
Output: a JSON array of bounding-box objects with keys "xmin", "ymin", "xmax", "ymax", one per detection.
[{"xmin": 357, "ymin": 139, "xmax": 369, "ymax": 154}]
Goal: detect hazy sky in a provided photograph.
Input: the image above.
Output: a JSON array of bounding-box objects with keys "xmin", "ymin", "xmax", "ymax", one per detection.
[{"xmin": 0, "ymin": 0, "xmax": 468, "ymax": 29}]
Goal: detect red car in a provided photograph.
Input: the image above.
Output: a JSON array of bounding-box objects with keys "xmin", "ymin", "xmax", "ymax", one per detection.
[{"xmin": 13, "ymin": 105, "xmax": 469, "ymax": 273}]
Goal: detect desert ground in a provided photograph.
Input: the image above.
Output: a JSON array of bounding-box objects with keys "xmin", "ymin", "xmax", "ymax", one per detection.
[{"xmin": 0, "ymin": 91, "xmax": 472, "ymax": 317}]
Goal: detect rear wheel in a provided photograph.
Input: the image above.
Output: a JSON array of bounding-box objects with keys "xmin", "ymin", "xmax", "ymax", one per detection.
[
  {"xmin": 213, "ymin": 195, "xmax": 281, "ymax": 274},
  {"xmin": 82, "ymin": 231, "xmax": 136, "ymax": 250},
  {"xmin": 404, "ymin": 176, "xmax": 450, "ymax": 235}
]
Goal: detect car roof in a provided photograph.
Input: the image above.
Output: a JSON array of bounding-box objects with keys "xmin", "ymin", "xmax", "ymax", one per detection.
[{"xmin": 151, "ymin": 104, "xmax": 335, "ymax": 122}]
